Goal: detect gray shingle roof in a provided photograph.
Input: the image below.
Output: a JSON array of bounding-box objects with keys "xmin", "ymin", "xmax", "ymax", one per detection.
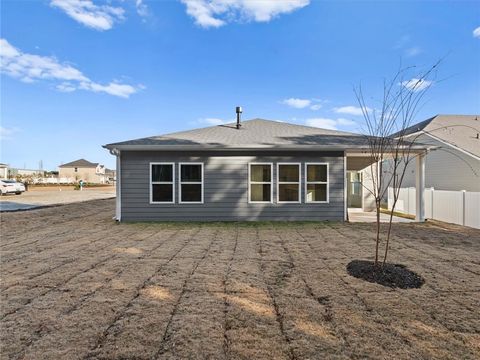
[
  {"xmin": 59, "ymin": 159, "xmax": 99, "ymax": 168},
  {"xmin": 394, "ymin": 115, "xmax": 480, "ymax": 158},
  {"xmin": 104, "ymin": 118, "xmax": 395, "ymax": 151}
]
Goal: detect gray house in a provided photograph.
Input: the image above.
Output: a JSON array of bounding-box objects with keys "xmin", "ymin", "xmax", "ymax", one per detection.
[
  {"xmin": 104, "ymin": 117, "xmax": 428, "ymax": 222},
  {"xmin": 389, "ymin": 114, "xmax": 480, "ymax": 192}
]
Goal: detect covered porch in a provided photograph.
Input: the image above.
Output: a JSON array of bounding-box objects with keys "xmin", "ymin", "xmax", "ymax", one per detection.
[{"xmin": 345, "ymin": 151, "xmax": 426, "ymax": 222}]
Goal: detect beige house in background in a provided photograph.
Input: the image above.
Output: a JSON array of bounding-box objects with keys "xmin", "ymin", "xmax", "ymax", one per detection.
[
  {"xmin": 59, "ymin": 159, "xmax": 107, "ymax": 183},
  {"xmin": 0, "ymin": 163, "xmax": 8, "ymax": 179}
]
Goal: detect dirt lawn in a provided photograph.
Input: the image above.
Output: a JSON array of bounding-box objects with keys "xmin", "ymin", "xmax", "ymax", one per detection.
[{"xmin": 1, "ymin": 199, "xmax": 479, "ymax": 359}]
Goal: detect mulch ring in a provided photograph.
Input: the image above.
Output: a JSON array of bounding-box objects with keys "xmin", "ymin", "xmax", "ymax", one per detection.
[{"xmin": 346, "ymin": 260, "xmax": 425, "ymax": 289}]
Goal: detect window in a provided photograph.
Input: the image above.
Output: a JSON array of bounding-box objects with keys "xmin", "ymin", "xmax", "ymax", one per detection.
[
  {"xmin": 179, "ymin": 163, "xmax": 203, "ymax": 203},
  {"xmin": 150, "ymin": 163, "xmax": 174, "ymax": 204},
  {"xmin": 305, "ymin": 163, "xmax": 329, "ymax": 203},
  {"xmin": 249, "ymin": 163, "xmax": 272, "ymax": 203},
  {"xmin": 74, "ymin": 167, "xmax": 78, "ymax": 172},
  {"xmin": 277, "ymin": 163, "xmax": 300, "ymax": 203}
]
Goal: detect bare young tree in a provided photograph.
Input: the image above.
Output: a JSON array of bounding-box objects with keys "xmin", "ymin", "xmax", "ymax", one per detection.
[{"xmin": 354, "ymin": 60, "xmax": 441, "ymax": 268}]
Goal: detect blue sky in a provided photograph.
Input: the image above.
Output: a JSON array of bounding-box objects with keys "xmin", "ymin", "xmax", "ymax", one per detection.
[{"xmin": 1, "ymin": 0, "xmax": 479, "ymax": 170}]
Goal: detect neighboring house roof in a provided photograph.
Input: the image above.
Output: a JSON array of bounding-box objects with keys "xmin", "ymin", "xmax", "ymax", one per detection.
[
  {"xmin": 393, "ymin": 114, "xmax": 480, "ymax": 158},
  {"xmin": 0, "ymin": 163, "xmax": 7, "ymax": 167},
  {"xmin": 59, "ymin": 159, "xmax": 99, "ymax": 168},
  {"xmin": 104, "ymin": 118, "xmax": 427, "ymax": 152}
]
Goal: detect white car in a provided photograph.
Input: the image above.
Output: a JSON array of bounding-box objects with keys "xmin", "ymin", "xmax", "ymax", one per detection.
[{"xmin": 0, "ymin": 180, "xmax": 26, "ymax": 195}]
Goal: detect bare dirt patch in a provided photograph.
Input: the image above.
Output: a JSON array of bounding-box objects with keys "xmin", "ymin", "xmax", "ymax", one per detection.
[
  {"xmin": 1, "ymin": 199, "xmax": 479, "ymax": 359},
  {"xmin": 0, "ymin": 186, "xmax": 115, "ymax": 211}
]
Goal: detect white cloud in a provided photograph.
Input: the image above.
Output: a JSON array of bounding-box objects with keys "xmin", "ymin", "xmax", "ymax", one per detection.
[
  {"xmin": 181, "ymin": 0, "xmax": 225, "ymax": 28},
  {"xmin": 405, "ymin": 46, "xmax": 422, "ymax": 57},
  {"xmin": 473, "ymin": 27, "xmax": 480, "ymax": 38},
  {"xmin": 337, "ymin": 118, "xmax": 356, "ymax": 126},
  {"xmin": 401, "ymin": 78, "xmax": 433, "ymax": 92},
  {"xmin": 197, "ymin": 118, "xmax": 230, "ymax": 125},
  {"xmin": 80, "ymin": 81, "xmax": 140, "ymax": 98},
  {"xmin": 394, "ymin": 35, "xmax": 422, "ymax": 57},
  {"xmin": 181, "ymin": 0, "xmax": 309, "ymax": 28},
  {"xmin": 334, "ymin": 105, "xmax": 371, "ymax": 116},
  {"xmin": 0, "ymin": 38, "xmax": 141, "ymax": 98},
  {"xmin": 50, "ymin": 0, "xmax": 125, "ymax": 30},
  {"xmin": 56, "ymin": 82, "xmax": 77, "ymax": 92},
  {"xmin": 136, "ymin": 0, "xmax": 149, "ymax": 17},
  {"xmin": 393, "ymin": 35, "xmax": 410, "ymax": 50},
  {"xmin": 282, "ymin": 98, "xmax": 311, "ymax": 109},
  {"xmin": 305, "ymin": 118, "xmax": 355, "ymax": 130},
  {"xmin": 282, "ymin": 97, "xmax": 325, "ymax": 110},
  {"xmin": 0, "ymin": 126, "xmax": 21, "ymax": 140}
]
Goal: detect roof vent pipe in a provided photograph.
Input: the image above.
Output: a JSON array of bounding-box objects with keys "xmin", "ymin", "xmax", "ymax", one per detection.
[{"xmin": 236, "ymin": 106, "xmax": 242, "ymax": 129}]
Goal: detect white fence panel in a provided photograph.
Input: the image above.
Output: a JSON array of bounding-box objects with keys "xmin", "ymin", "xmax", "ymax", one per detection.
[
  {"xmin": 424, "ymin": 189, "xmax": 433, "ymax": 219},
  {"xmin": 464, "ymin": 192, "xmax": 480, "ymax": 229},
  {"xmin": 390, "ymin": 187, "xmax": 415, "ymax": 214},
  {"xmin": 432, "ymin": 191, "xmax": 464, "ymax": 225},
  {"xmin": 388, "ymin": 187, "xmax": 480, "ymax": 229}
]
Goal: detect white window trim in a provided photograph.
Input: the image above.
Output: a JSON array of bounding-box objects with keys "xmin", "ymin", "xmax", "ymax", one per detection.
[
  {"xmin": 305, "ymin": 162, "xmax": 329, "ymax": 203},
  {"xmin": 277, "ymin": 163, "xmax": 301, "ymax": 203},
  {"xmin": 150, "ymin": 162, "xmax": 175, "ymax": 204},
  {"xmin": 179, "ymin": 162, "xmax": 204, "ymax": 204},
  {"xmin": 248, "ymin": 162, "xmax": 273, "ymax": 204}
]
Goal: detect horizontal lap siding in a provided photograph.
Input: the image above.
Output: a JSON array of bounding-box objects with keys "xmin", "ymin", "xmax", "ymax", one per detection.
[{"xmin": 121, "ymin": 151, "xmax": 345, "ymax": 221}]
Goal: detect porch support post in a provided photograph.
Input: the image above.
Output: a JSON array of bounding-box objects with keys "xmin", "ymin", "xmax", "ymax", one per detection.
[
  {"xmin": 344, "ymin": 152, "xmax": 347, "ymax": 221},
  {"xmin": 110, "ymin": 149, "xmax": 121, "ymax": 222},
  {"xmin": 415, "ymin": 152, "xmax": 425, "ymax": 222}
]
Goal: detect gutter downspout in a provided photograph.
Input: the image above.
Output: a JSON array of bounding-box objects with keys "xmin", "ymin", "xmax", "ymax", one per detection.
[{"xmin": 109, "ymin": 149, "xmax": 121, "ymax": 222}]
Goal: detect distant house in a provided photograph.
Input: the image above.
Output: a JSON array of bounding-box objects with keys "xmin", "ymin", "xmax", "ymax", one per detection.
[
  {"xmin": 0, "ymin": 163, "xmax": 8, "ymax": 179},
  {"xmin": 58, "ymin": 159, "xmax": 107, "ymax": 183},
  {"xmin": 390, "ymin": 114, "xmax": 480, "ymax": 192},
  {"xmin": 105, "ymin": 168, "xmax": 116, "ymax": 182},
  {"xmin": 104, "ymin": 117, "xmax": 429, "ymax": 222},
  {"xmin": 8, "ymin": 168, "xmax": 44, "ymax": 177}
]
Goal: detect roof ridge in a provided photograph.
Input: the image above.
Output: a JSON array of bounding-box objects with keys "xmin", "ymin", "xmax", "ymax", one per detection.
[
  {"xmin": 141, "ymin": 118, "xmax": 360, "ymax": 140},
  {"xmin": 59, "ymin": 158, "xmax": 99, "ymax": 167},
  {"xmin": 251, "ymin": 118, "xmax": 361, "ymax": 136}
]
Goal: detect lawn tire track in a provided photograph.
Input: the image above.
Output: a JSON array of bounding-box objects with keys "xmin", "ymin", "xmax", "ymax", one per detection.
[
  {"xmin": 154, "ymin": 228, "xmax": 219, "ymax": 359},
  {"xmin": 61, "ymin": 228, "xmax": 182, "ymax": 316},
  {"xmin": 223, "ymin": 225, "xmax": 238, "ymax": 360},
  {"xmin": 330, "ymin": 223, "xmax": 480, "ymax": 310},
  {"xmin": 85, "ymin": 227, "xmax": 206, "ymax": 359},
  {"xmin": 0, "ymin": 225, "xmax": 148, "ymax": 293},
  {"xmin": 273, "ymin": 227, "xmax": 349, "ymax": 351},
  {"xmin": 0, "ymin": 203, "xmax": 113, "ymax": 249},
  {"xmin": 295, "ymin": 226, "xmax": 421, "ymax": 355},
  {"xmin": 256, "ymin": 227, "xmax": 296, "ymax": 360}
]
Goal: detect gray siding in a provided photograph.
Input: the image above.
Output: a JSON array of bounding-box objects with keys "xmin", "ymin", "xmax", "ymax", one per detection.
[
  {"xmin": 120, "ymin": 151, "xmax": 345, "ymax": 221},
  {"xmin": 397, "ymin": 134, "xmax": 480, "ymax": 192}
]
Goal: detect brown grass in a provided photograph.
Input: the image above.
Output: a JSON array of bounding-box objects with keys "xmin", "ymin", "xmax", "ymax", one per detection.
[{"xmin": 1, "ymin": 198, "xmax": 479, "ymax": 359}]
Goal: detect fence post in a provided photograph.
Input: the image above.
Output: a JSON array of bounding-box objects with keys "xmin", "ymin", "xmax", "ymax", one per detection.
[
  {"xmin": 462, "ymin": 190, "xmax": 466, "ymax": 226},
  {"xmin": 431, "ymin": 187, "xmax": 434, "ymax": 219},
  {"xmin": 406, "ymin": 188, "xmax": 409, "ymax": 214}
]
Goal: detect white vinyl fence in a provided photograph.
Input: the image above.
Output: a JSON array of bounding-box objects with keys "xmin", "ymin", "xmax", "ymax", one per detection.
[{"xmin": 388, "ymin": 187, "xmax": 480, "ymax": 229}]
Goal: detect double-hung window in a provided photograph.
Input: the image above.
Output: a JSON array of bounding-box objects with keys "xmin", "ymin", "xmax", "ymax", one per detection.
[
  {"xmin": 277, "ymin": 163, "xmax": 301, "ymax": 203},
  {"xmin": 305, "ymin": 163, "xmax": 329, "ymax": 203},
  {"xmin": 249, "ymin": 163, "xmax": 272, "ymax": 203},
  {"xmin": 179, "ymin": 163, "xmax": 203, "ymax": 203},
  {"xmin": 150, "ymin": 163, "xmax": 174, "ymax": 203}
]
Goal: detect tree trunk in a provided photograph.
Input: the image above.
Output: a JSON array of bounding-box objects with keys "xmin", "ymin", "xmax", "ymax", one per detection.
[{"xmin": 375, "ymin": 200, "xmax": 381, "ymax": 267}]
